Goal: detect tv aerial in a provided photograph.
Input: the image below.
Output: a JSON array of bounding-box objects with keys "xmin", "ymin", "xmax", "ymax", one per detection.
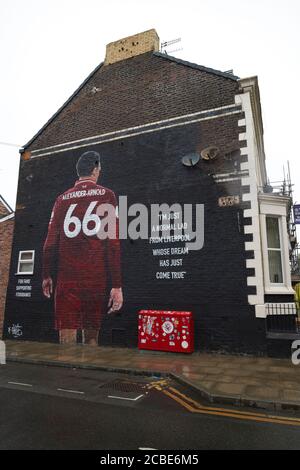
[{"xmin": 160, "ymin": 38, "xmax": 183, "ymax": 55}]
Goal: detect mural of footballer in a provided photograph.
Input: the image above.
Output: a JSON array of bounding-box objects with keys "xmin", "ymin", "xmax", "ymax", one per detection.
[{"xmin": 42, "ymin": 151, "xmax": 123, "ymax": 345}]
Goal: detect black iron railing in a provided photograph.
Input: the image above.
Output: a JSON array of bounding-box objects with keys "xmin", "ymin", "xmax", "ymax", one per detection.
[{"xmin": 266, "ymin": 303, "xmax": 299, "ymax": 335}]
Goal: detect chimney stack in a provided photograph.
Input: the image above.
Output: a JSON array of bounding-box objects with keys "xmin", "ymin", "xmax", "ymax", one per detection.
[{"xmin": 104, "ymin": 29, "xmax": 160, "ymax": 66}]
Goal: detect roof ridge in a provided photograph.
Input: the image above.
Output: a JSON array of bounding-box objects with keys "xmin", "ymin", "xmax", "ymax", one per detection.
[{"xmin": 153, "ymin": 52, "xmax": 239, "ymax": 81}]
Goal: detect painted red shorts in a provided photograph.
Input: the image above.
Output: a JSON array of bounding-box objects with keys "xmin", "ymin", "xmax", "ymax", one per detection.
[{"xmin": 55, "ymin": 282, "xmax": 106, "ymax": 330}]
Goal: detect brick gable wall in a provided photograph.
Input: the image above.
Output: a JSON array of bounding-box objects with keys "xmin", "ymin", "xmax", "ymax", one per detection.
[
  {"xmin": 0, "ymin": 202, "xmax": 9, "ymax": 218},
  {"xmin": 0, "ymin": 218, "xmax": 14, "ymax": 338},
  {"xmin": 5, "ymin": 47, "xmax": 273, "ymax": 354},
  {"xmin": 27, "ymin": 52, "xmax": 240, "ymax": 152}
]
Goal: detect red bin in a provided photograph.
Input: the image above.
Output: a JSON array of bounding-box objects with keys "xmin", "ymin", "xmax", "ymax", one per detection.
[{"xmin": 138, "ymin": 310, "xmax": 194, "ymax": 353}]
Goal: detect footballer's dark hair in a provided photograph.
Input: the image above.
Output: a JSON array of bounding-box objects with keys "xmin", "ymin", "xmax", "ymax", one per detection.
[{"xmin": 76, "ymin": 151, "xmax": 101, "ymax": 177}]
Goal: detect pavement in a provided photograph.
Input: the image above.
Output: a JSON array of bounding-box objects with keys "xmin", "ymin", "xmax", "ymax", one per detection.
[{"xmin": 4, "ymin": 340, "xmax": 300, "ymax": 411}]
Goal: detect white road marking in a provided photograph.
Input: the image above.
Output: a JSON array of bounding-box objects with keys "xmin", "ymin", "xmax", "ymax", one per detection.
[
  {"xmin": 57, "ymin": 388, "xmax": 85, "ymax": 395},
  {"xmin": 108, "ymin": 394, "xmax": 144, "ymax": 402},
  {"xmin": 8, "ymin": 382, "xmax": 33, "ymax": 387}
]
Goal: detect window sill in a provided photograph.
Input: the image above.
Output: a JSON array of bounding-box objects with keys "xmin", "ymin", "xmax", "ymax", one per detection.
[
  {"xmin": 265, "ymin": 287, "xmax": 295, "ymax": 295},
  {"xmin": 15, "ymin": 273, "xmax": 34, "ymax": 276}
]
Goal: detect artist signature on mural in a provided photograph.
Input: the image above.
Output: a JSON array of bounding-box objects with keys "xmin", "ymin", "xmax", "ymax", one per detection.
[{"xmin": 7, "ymin": 324, "xmax": 23, "ymax": 338}]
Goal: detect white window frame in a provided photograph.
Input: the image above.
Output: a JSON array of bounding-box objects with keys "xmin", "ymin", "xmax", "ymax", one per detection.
[
  {"xmin": 259, "ymin": 194, "xmax": 294, "ymax": 295},
  {"xmin": 16, "ymin": 250, "xmax": 35, "ymax": 275},
  {"xmin": 265, "ymin": 215, "xmax": 284, "ymax": 286}
]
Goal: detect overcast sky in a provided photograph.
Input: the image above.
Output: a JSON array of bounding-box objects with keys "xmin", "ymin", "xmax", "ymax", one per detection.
[{"xmin": 0, "ymin": 0, "xmax": 299, "ymax": 211}]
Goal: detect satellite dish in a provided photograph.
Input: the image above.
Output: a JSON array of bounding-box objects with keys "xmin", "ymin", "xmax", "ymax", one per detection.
[
  {"xmin": 181, "ymin": 153, "xmax": 200, "ymax": 167},
  {"xmin": 201, "ymin": 146, "xmax": 220, "ymax": 161}
]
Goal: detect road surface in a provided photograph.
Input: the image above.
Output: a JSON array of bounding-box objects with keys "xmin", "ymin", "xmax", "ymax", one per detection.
[{"xmin": 0, "ymin": 362, "xmax": 300, "ymax": 450}]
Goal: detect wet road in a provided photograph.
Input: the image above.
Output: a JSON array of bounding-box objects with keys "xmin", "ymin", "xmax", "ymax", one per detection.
[{"xmin": 0, "ymin": 362, "xmax": 300, "ymax": 450}]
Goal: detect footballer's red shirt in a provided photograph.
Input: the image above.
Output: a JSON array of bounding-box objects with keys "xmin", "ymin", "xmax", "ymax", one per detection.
[{"xmin": 42, "ymin": 179, "xmax": 121, "ymax": 289}]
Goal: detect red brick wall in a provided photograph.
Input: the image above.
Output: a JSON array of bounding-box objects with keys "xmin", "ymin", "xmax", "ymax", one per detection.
[
  {"xmin": 0, "ymin": 218, "xmax": 14, "ymax": 338},
  {"xmin": 0, "ymin": 204, "xmax": 8, "ymax": 217}
]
